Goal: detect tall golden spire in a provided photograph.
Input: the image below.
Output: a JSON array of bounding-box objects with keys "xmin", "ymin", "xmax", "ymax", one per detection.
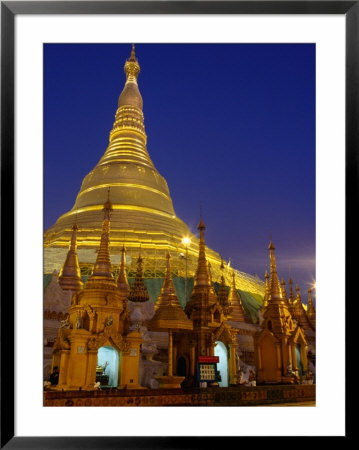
[
  {"xmin": 227, "ymin": 270, "xmax": 247, "ymax": 322},
  {"xmin": 88, "ymin": 190, "xmax": 114, "ymax": 281},
  {"xmin": 280, "ymin": 278, "xmax": 287, "ymax": 300},
  {"xmin": 117, "ymin": 245, "xmax": 130, "ymax": 297},
  {"xmin": 288, "ymin": 276, "xmax": 295, "ymax": 304},
  {"xmin": 128, "ymin": 253, "xmax": 149, "ymax": 303},
  {"xmin": 260, "ymin": 242, "xmax": 294, "ymax": 336},
  {"xmin": 268, "ymin": 241, "xmax": 282, "ymax": 302},
  {"xmin": 217, "ymin": 260, "xmax": 230, "ymax": 315},
  {"xmin": 192, "ymin": 220, "xmax": 211, "ymax": 289},
  {"xmin": 58, "ymin": 222, "xmax": 83, "ymax": 292},
  {"xmin": 155, "ymin": 253, "xmax": 180, "ymax": 310},
  {"xmin": 262, "ymin": 269, "xmax": 269, "ymax": 309},
  {"xmin": 185, "ymin": 219, "xmax": 218, "ymax": 320}
]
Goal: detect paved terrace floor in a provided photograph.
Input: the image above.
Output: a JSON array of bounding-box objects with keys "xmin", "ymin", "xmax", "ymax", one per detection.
[{"xmin": 44, "ymin": 384, "xmax": 315, "ymax": 407}]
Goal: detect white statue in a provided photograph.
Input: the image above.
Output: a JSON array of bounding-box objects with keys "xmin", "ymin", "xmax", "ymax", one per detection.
[
  {"xmin": 60, "ymin": 317, "xmax": 71, "ymax": 329},
  {"xmin": 76, "ymin": 311, "xmax": 82, "ymax": 329}
]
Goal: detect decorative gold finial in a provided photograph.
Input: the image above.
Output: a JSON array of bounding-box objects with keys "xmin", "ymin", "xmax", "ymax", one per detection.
[
  {"xmin": 124, "ymin": 43, "xmax": 140, "ymax": 81},
  {"xmin": 130, "ymin": 43, "xmax": 136, "ymax": 61},
  {"xmin": 117, "ymin": 244, "xmax": 130, "ymax": 296}
]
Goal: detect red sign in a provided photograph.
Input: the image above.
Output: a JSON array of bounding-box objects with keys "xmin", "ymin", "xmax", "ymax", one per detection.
[{"xmin": 198, "ymin": 356, "xmax": 219, "ymax": 363}]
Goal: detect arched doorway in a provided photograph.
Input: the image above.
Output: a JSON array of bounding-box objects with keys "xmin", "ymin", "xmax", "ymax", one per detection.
[
  {"xmin": 177, "ymin": 356, "xmax": 187, "ymax": 377},
  {"xmin": 97, "ymin": 346, "xmax": 120, "ymax": 387},
  {"xmin": 295, "ymin": 344, "xmax": 303, "ymax": 379},
  {"xmin": 215, "ymin": 341, "xmax": 229, "ymax": 387}
]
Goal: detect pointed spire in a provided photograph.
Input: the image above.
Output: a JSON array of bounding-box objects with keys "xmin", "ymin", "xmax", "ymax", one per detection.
[
  {"xmin": 262, "ymin": 270, "xmax": 270, "ymax": 309},
  {"xmin": 217, "ymin": 259, "xmax": 229, "ymax": 315},
  {"xmin": 227, "ymin": 271, "xmax": 247, "ymax": 322},
  {"xmin": 117, "ymin": 245, "xmax": 130, "ymax": 297},
  {"xmin": 268, "ymin": 241, "xmax": 282, "ymax": 302},
  {"xmin": 129, "ymin": 43, "xmax": 136, "ymax": 61},
  {"xmin": 58, "ymin": 223, "xmax": 84, "ymax": 292},
  {"xmin": 193, "ymin": 219, "xmax": 211, "ymax": 288},
  {"xmin": 124, "ymin": 43, "xmax": 140, "ymax": 82},
  {"xmin": 88, "ymin": 192, "xmax": 114, "ymax": 281},
  {"xmin": 155, "ymin": 252, "xmax": 178, "ymax": 309},
  {"xmin": 185, "ymin": 218, "xmax": 218, "ymax": 320},
  {"xmin": 207, "ymin": 261, "xmax": 217, "ymax": 296},
  {"xmin": 288, "ymin": 276, "xmax": 294, "ymax": 303},
  {"xmin": 128, "ymin": 253, "xmax": 149, "ymax": 303}
]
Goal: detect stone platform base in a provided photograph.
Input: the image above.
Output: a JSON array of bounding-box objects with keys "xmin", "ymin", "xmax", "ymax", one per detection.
[
  {"xmin": 44, "ymin": 384, "xmax": 315, "ymax": 407},
  {"xmin": 155, "ymin": 375, "xmax": 185, "ymax": 389}
]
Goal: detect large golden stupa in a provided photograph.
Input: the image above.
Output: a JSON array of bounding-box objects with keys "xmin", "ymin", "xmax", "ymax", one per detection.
[{"xmin": 44, "ymin": 46, "xmax": 264, "ymax": 297}]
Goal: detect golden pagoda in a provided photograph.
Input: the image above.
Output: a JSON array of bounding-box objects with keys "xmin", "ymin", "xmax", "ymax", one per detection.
[
  {"xmin": 43, "ymin": 45, "xmax": 264, "ymax": 297},
  {"xmin": 52, "ymin": 196, "xmax": 143, "ymax": 390},
  {"xmin": 254, "ymin": 242, "xmax": 308, "ymax": 384}
]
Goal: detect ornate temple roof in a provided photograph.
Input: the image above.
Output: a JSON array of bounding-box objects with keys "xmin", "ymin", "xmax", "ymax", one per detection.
[{"xmin": 148, "ymin": 253, "xmax": 193, "ymax": 332}]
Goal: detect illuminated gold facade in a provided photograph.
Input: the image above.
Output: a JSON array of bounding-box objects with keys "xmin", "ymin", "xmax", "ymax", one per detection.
[
  {"xmin": 43, "ymin": 45, "xmax": 264, "ymax": 297},
  {"xmin": 52, "ymin": 199, "xmax": 143, "ymax": 390},
  {"xmin": 254, "ymin": 242, "xmax": 308, "ymax": 384}
]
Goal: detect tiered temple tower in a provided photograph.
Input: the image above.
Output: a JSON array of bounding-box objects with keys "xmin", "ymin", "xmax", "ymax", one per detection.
[
  {"xmin": 254, "ymin": 242, "xmax": 308, "ymax": 384},
  {"xmin": 52, "ymin": 197, "xmax": 143, "ymax": 390},
  {"xmin": 43, "ymin": 45, "xmax": 264, "ymax": 297},
  {"xmin": 184, "ymin": 220, "xmax": 238, "ymax": 385}
]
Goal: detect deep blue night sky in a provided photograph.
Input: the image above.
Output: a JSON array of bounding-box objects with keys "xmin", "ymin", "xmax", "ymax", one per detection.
[{"xmin": 44, "ymin": 43, "xmax": 315, "ymax": 302}]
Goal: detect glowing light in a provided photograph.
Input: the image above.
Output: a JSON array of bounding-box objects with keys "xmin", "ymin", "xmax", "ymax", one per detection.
[{"xmin": 181, "ymin": 237, "xmax": 191, "ymax": 247}]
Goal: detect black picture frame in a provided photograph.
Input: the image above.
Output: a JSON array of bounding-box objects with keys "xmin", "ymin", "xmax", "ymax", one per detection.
[{"xmin": 1, "ymin": 1, "xmax": 354, "ymax": 447}]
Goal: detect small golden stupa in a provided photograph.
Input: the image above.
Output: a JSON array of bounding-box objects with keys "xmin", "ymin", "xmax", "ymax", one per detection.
[{"xmin": 148, "ymin": 253, "xmax": 193, "ymax": 388}]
